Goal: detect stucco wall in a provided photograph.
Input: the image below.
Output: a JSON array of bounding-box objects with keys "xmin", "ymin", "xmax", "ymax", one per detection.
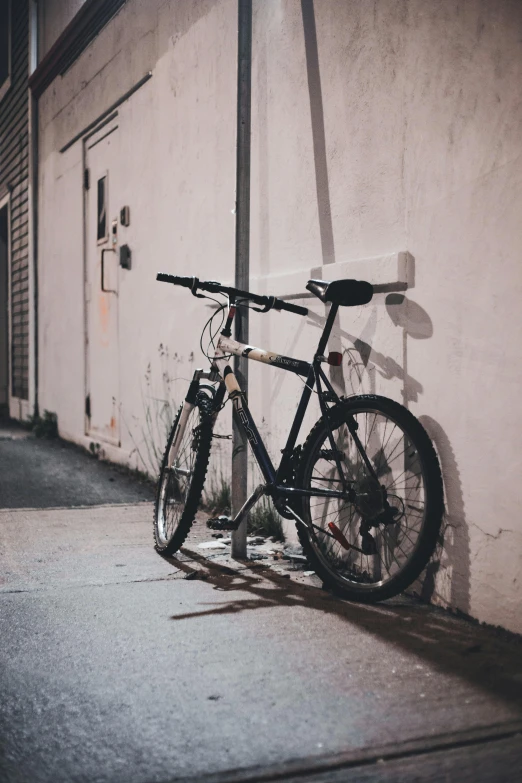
[
  {"xmin": 38, "ymin": 0, "xmax": 237, "ymax": 468},
  {"xmin": 249, "ymin": 0, "xmax": 522, "ymax": 633},
  {"xmin": 38, "ymin": 0, "xmax": 522, "ymax": 633}
]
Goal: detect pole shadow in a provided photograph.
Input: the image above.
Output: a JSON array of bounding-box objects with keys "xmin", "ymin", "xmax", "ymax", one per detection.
[
  {"xmin": 286, "ymin": 298, "xmax": 472, "ymax": 617},
  {"xmin": 302, "ymin": 0, "xmax": 335, "ymax": 266}
]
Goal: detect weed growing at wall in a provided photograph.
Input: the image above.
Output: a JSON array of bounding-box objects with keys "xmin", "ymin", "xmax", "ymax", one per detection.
[
  {"xmin": 28, "ymin": 410, "xmax": 58, "ymax": 439},
  {"xmin": 89, "ymin": 441, "xmax": 101, "ymax": 458},
  {"xmin": 247, "ymin": 496, "xmax": 285, "ymax": 542},
  {"xmin": 124, "ymin": 344, "xmax": 178, "ymax": 477},
  {"xmin": 204, "ymin": 474, "xmax": 231, "ymax": 516}
]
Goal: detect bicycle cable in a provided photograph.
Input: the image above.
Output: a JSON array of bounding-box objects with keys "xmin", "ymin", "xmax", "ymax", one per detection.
[
  {"xmin": 198, "ymin": 295, "xmax": 227, "ymax": 362},
  {"xmin": 197, "ymin": 296, "xmax": 320, "ymax": 413},
  {"xmin": 200, "ymin": 296, "xmax": 257, "ymax": 363}
]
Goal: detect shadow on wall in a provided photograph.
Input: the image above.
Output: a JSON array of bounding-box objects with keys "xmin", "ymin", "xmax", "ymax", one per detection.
[
  {"xmin": 302, "ymin": 0, "xmax": 336, "ymax": 267},
  {"xmin": 305, "ymin": 293, "xmax": 431, "ymax": 404},
  {"xmin": 285, "ymin": 0, "xmax": 471, "ymax": 614},
  {"xmin": 417, "ymin": 415, "xmax": 470, "ymax": 615},
  {"xmin": 385, "ymin": 297, "xmax": 470, "ymax": 614},
  {"xmin": 305, "ymin": 295, "xmax": 471, "ymax": 615}
]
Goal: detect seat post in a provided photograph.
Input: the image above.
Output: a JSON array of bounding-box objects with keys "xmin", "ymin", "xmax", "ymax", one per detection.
[{"xmin": 315, "ymin": 302, "xmax": 339, "ymax": 358}]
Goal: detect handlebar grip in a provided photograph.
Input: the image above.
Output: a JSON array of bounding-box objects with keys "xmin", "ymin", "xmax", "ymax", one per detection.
[
  {"xmin": 156, "ymin": 273, "xmax": 194, "ymax": 288},
  {"xmin": 274, "ymin": 299, "xmax": 309, "ymax": 317}
]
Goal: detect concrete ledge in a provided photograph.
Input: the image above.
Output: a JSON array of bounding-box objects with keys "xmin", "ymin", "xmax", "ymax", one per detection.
[{"xmin": 253, "ymin": 251, "xmax": 414, "ymax": 300}]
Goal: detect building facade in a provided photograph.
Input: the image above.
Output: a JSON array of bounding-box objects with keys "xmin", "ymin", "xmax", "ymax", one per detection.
[
  {"xmin": 0, "ymin": 0, "xmax": 35, "ymax": 419},
  {"xmin": 19, "ymin": 0, "xmax": 522, "ymax": 634}
]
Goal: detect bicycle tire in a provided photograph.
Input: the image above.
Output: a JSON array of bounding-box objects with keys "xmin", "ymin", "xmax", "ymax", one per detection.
[
  {"xmin": 296, "ymin": 395, "xmax": 444, "ymax": 602},
  {"xmin": 153, "ymin": 388, "xmax": 214, "ymax": 555}
]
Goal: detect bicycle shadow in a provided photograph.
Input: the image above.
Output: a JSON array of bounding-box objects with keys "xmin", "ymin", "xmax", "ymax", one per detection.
[
  {"xmin": 417, "ymin": 415, "xmax": 471, "ymax": 615},
  {"xmin": 304, "ymin": 295, "xmax": 427, "ymax": 403},
  {"xmin": 304, "ymin": 295, "xmax": 472, "ymax": 610},
  {"xmin": 163, "ymin": 551, "xmax": 522, "ymax": 712}
]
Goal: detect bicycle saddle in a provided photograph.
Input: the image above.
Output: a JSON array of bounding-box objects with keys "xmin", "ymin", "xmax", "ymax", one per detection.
[{"xmin": 306, "ymin": 278, "xmax": 373, "ymax": 307}]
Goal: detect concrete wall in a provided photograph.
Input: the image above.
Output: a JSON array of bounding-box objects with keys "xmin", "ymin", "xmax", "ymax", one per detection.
[
  {"xmin": 249, "ymin": 0, "xmax": 522, "ymax": 634},
  {"xmin": 38, "ymin": 0, "xmax": 236, "ymax": 470},
  {"xmin": 37, "ymin": 0, "xmax": 522, "ymax": 634}
]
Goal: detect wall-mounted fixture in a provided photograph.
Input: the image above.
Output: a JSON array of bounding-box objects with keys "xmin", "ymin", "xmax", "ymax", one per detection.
[
  {"xmin": 111, "ymin": 218, "xmax": 118, "ymax": 247},
  {"xmin": 120, "ymin": 206, "xmax": 130, "ymax": 227},
  {"xmin": 119, "ymin": 244, "xmax": 131, "ymax": 270}
]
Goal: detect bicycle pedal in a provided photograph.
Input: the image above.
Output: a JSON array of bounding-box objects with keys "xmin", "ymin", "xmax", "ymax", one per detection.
[{"xmin": 207, "ymin": 515, "xmax": 239, "ymax": 531}]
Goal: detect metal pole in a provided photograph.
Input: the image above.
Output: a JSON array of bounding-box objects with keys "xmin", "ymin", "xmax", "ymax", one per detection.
[
  {"xmin": 231, "ymin": 0, "xmax": 252, "ymax": 560},
  {"xmin": 29, "ymin": 1, "xmax": 39, "ymax": 418}
]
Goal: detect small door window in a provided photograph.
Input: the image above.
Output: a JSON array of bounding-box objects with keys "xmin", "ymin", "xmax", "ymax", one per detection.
[{"xmin": 97, "ymin": 174, "xmax": 108, "ymax": 243}]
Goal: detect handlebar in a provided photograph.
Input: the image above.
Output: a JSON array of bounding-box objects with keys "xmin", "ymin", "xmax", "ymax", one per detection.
[{"xmin": 156, "ymin": 273, "xmax": 309, "ymax": 317}]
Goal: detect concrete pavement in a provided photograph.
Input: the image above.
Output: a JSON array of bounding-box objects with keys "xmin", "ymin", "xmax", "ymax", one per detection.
[
  {"xmin": 1, "ymin": 429, "xmax": 521, "ymax": 782},
  {"xmin": 0, "ymin": 426, "xmax": 154, "ymax": 509}
]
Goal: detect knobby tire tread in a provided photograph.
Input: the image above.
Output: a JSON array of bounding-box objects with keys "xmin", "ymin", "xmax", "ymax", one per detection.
[{"xmin": 153, "ymin": 394, "xmax": 213, "ymax": 555}]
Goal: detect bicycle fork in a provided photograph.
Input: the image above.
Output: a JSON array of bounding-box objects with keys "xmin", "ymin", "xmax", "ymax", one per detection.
[{"xmin": 167, "ymin": 368, "xmax": 221, "ymax": 470}]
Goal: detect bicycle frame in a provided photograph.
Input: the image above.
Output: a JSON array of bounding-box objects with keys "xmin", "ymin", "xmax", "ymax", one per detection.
[
  {"xmin": 166, "ymin": 295, "xmax": 382, "ymax": 531},
  {"xmin": 213, "ymin": 316, "xmax": 328, "ymax": 488}
]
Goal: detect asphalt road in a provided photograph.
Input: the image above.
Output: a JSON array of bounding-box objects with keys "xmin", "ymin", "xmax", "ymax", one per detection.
[
  {"xmin": 1, "ymin": 430, "xmax": 521, "ymax": 782},
  {"xmin": 0, "ymin": 428, "xmax": 154, "ymax": 508}
]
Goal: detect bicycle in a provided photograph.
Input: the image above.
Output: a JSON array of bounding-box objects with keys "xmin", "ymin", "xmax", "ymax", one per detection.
[{"xmin": 153, "ymin": 273, "xmax": 444, "ymax": 603}]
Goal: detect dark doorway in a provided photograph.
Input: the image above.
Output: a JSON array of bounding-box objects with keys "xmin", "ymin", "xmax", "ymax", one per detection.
[{"xmin": 0, "ymin": 203, "xmax": 8, "ymax": 414}]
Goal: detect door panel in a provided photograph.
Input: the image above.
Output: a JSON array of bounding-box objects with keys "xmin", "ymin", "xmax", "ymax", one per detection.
[{"xmin": 85, "ymin": 122, "xmax": 120, "ymax": 446}]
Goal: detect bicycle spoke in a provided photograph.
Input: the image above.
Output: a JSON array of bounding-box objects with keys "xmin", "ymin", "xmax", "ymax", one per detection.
[
  {"xmin": 364, "ymin": 412, "xmax": 378, "ymax": 451},
  {"xmin": 299, "ymin": 400, "xmax": 440, "ymax": 594},
  {"xmin": 375, "ymin": 422, "xmax": 397, "ymax": 476},
  {"xmin": 399, "ymin": 526, "xmax": 417, "ymax": 548},
  {"xmin": 154, "ymin": 402, "xmax": 211, "ymax": 548}
]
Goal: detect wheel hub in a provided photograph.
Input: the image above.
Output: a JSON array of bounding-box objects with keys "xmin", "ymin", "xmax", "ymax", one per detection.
[{"xmin": 355, "ymin": 476, "xmax": 384, "ymax": 519}]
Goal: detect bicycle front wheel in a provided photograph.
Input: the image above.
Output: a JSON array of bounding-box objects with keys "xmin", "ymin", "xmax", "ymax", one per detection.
[
  {"xmin": 296, "ymin": 395, "xmax": 443, "ymax": 602},
  {"xmin": 153, "ymin": 389, "xmax": 213, "ymax": 555}
]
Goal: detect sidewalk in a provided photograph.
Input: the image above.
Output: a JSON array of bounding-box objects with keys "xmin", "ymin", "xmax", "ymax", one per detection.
[{"xmin": 1, "ymin": 427, "xmax": 521, "ymax": 782}]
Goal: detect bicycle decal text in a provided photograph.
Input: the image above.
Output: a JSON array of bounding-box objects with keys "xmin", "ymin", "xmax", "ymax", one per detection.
[{"xmin": 233, "ymin": 397, "xmax": 258, "ymax": 445}]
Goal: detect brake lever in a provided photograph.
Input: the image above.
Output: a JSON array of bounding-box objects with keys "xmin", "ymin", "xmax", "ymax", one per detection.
[
  {"xmin": 190, "ymin": 277, "xmax": 206, "ymax": 298},
  {"xmin": 252, "ymin": 295, "xmax": 275, "ymax": 313}
]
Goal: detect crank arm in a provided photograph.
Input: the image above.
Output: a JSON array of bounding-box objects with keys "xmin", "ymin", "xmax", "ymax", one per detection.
[
  {"xmin": 282, "ymin": 506, "xmax": 365, "ymax": 555},
  {"xmin": 208, "ymin": 485, "xmax": 267, "ymax": 531}
]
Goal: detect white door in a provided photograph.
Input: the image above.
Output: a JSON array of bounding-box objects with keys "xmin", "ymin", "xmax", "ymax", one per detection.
[{"xmin": 85, "ymin": 121, "xmax": 121, "ymax": 446}]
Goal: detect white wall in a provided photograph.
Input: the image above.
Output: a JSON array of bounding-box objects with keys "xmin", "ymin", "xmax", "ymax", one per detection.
[
  {"xmin": 38, "ymin": 0, "xmax": 237, "ymax": 468},
  {"xmin": 249, "ymin": 0, "xmax": 522, "ymax": 634},
  {"xmin": 38, "ymin": 0, "xmax": 522, "ymax": 634}
]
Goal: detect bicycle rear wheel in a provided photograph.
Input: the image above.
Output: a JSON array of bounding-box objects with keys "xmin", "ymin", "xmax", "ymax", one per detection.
[
  {"xmin": 296, "ymin": 395, "xmax": 443, "ymax": 602},
  {"xmin": 153, "ymin": 388, "xmax": 214, "ymax": 555}
]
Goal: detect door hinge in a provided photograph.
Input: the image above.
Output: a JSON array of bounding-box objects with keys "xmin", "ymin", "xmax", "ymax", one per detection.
[
  {"xmin": 84, "ymin": 168, "xmax": 90, "ymax": 190},
  {"xmin": 85, "ymin": 394, "xmax": 91, "ymax": 418}
]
